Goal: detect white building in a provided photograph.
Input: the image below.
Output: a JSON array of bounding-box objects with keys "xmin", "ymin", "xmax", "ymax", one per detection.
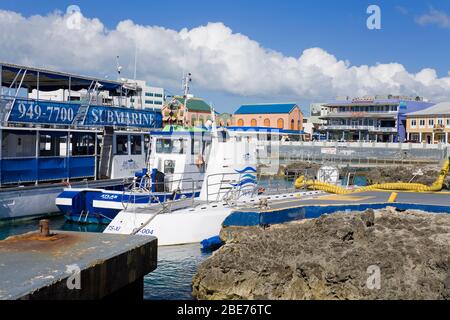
[
  {"xmin": 309, "ymin": 102, "xmax": 329, "ymax": 125},
  {"xmin": 29, "ymin": 78, "xmax": 165, "ymax": 110},
  {"xmin": 124, "ymin": 79, "xmax": 164, "ymax": 110}
]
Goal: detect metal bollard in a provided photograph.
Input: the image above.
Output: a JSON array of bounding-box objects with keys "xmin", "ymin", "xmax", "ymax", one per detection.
[{"xmin": 39, "ymin": 219, "xmax": 50, "ymax": 237}]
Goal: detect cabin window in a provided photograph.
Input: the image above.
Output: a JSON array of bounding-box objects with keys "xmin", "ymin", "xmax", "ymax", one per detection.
[
  {"xmin": 39, "ymin": 132, "xmax": 68, "ymax": 157},
  {"xmin": 1, "ymin": 130, "xmax": 36, "ymax": 158},
  {"xmin": 191, "ymin": 139, "xmax": 202, "ymax": 155},
  {"xmin": 71, "ymin": 133, "xmax": 96, "ymax": 156},
  {"xmin": 237, "ymin": 119, "xmax": 244, "ymax": 126},
  {"xmin": 115, "ymin": 135, "xmax": 128, "ymax": 155},
  {"xmin": 156, "ymin": 139, "xmax": 185, "ymax": 154},
  {"xmin": 251, "ymin": 119, "xmax": 257, "ymax": 127},
  {"xmin": 263, "ymin": 119, "xmax": 270, "ymax": 127},
  {"xmin": 164, "ymin": 160, "xmax": 175, "ymax": 174},
  {"xmin": 130, "ymin": 135, "xmax": 142, "ymax": 155}
]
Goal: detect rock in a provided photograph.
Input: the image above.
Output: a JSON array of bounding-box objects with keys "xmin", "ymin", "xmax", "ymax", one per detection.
[{"xmin": 192, "ymin": 209, "xmax": 450, "ymax": 300}]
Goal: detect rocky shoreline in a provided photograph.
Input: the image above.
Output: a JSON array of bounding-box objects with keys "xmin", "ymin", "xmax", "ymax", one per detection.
[{"xmin": 192, "ymin": 208, "xmax": 450, "ymax": 300}]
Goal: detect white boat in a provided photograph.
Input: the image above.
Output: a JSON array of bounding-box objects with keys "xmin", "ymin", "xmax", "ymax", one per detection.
[{"xmin": 104, "ymin": 119, "xmax": 320, "ymax": 245}]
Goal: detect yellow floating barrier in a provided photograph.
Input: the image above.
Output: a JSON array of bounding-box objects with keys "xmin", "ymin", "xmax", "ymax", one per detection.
[{"xmin": 294, "ymin": 160, "xmax": 449, "ymax": 194}]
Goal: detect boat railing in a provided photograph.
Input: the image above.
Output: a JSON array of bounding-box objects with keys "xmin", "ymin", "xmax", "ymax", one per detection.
[
  {"xmin": 205, "ymin": 172, "xmax": 258, "ymax": 204},
  {"xmin": 122, "ymin": 175, "xmax": 202, "ymax": 211}
]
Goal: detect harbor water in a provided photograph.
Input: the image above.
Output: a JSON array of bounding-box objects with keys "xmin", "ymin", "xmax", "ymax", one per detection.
[{"xmin": 0, "ymin": 216, "xmax": 211, "ymax": 300}]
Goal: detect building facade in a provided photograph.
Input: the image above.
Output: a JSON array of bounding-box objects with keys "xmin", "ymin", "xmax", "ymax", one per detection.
[
  {"xmin": 29, "ymin": 79, "xmax": 165, "ymax": 111},
  {"xmin": 125, "ymin": 79, "xmax": 164, "ymax": 110},
  {"xmin": 320, "ymin": 96, "xmax": 432, "ymax": 142},
  {"xmin": 406, "ymin": 102, "xmax": 450, "ymax": 144},
  {"xmin": 216, "ymin": 113, "xmax": 233, "ymax": 126},
  {"xmin": 309, "ymin": 102, "xmax": 329, "ymax": 125},
  {"xmin": 233, "ymin": 103, "xmax": 303, "ymax": 131},
  {"xmin": 161, "ymin": 95, "xmax": 213, "ymax": 126}
]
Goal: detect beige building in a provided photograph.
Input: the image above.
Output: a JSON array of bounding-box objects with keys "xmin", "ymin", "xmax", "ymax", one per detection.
[
  {"xmin": 406, "ymin": 102, "xmax": 450, "ymax": 144},
  {"xmin": 162, "ymin": 95, "xmax": 213, "ymax": 126},
  {"xmin": 232, "ymin": 103, "xmax": 303, "ymax": 131}
]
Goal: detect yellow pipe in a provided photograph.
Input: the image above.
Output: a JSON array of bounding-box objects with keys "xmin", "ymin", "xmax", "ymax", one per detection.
[{"xmin": 295, "ymin": 160, "xmax": 449, "ymax": 194}]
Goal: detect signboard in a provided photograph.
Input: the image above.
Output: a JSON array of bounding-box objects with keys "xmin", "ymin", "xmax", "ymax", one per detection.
[
  {"xmin": 321, "ymin": 147, "xmax": 337, "ymax": 155},
  {"xmin": 7, "ymin": 99, "xmax": 80, "ymax": 125},
  {"xmin": 82, "ymin": 105, "xmax": 162, "ymax": 128},
  {"xmin": 7, "ymin": 99, "xmax": 163, "ymax": 129}
]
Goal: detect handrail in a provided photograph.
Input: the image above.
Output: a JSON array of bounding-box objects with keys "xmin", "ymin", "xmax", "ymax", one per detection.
[{"xmin": 205, "ymin": 171, "xmax": 258, "ymax": 204}]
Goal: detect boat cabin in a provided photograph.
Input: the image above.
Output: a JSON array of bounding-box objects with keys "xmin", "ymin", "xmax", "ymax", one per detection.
[{"xmin": 0, "ymin": 62, "xmax": 162, "ymax": 187}]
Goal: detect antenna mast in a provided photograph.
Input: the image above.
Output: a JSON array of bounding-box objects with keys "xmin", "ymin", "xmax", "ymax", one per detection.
[{"xmin": 182, "ymin": 72, "xmax": 192, "ymax": 126}]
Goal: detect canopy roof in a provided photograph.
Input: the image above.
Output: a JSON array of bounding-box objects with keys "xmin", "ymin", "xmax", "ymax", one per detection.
[{"xmin": 0, "ymin": 61, "xmax": 136, "ymax": 95}]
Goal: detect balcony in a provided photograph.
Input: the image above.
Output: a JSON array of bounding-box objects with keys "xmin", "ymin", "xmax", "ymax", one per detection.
[
  {"xmin": 320, "ymin": 111, "xmax": 397, "ymax": 119},
  {"xmin": 320, "ymin": 125, "xmax": 397, "ymax": 133}
]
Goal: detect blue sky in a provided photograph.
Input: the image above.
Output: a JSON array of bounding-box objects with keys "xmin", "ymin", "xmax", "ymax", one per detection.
[{"xmin": 1, "ymin": 0, "xmax": 450, "ymax": 113}]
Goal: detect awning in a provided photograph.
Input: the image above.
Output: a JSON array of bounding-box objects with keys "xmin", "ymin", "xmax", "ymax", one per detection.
[{"xmin": 0, "ymin": 62, "xmax": 135, "ymax": 96}]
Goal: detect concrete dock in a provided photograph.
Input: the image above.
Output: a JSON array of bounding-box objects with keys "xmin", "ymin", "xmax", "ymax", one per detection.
[{"xmin": 0, "ymin": 225, "xmax": 157, "ymax": 300}]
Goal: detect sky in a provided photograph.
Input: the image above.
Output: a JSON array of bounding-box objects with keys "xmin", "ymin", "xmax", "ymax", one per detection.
[{"xmin": 1, "ymin": 0, "xmax": 450, "ymax": 114}]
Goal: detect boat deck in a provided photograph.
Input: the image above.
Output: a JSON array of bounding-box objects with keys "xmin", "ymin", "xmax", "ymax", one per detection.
[
  {"xmin": 262, "ymin": 191, "xmax": 450, "ymax": 211},
  {"xmin": 225, "ymin": 190, "xmax": 450, "ymax": 227}
]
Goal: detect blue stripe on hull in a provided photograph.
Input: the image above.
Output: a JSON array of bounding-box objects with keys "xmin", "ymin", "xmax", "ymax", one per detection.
[
  {"xmin": 223, "ymin": 202, "xmax": 450, "ymax": 227},
  {"xmin": 60, "ymin": 191, "xmax": 199, "ymax": 224}
]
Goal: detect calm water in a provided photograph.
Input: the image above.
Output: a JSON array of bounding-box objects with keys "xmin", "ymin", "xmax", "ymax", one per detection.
[{"xmin": 0, "ymin": 216, "xmax": 211, "ymax": 300}]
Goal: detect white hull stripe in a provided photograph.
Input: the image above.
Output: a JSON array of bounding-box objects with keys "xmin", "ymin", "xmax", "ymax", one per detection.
[{"xmin": 55, "ymin": 198, "xmax": 72, "ymax": 206}]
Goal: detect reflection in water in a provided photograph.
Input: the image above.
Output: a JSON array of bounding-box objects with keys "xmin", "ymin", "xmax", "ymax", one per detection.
[{"xmin": 144, "ymin": 244, "xmax": 211, "ymax": 300}]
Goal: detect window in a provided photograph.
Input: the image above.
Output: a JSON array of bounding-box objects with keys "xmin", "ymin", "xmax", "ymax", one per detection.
[
  {"xmin": 156, "ymin": 139, "xmax": 185, "ymax": 154},
  {"xmin": 447, "ymin": 119, "xmax": 450, "ymax": 127},
  {"xmin": 191, "ymin": 139, "xmax": 201, "ymax": 155},
  {"xmin": 115, "ymin": 135, "xmax": 128, "ymax": 155},
  {"xmin": 39, "ymin": 132, "xmax": 68, "ymax": 157},
  {"xmin": 428, "ymin": 119, "xmax": 434, "ymax": 127},
  {"xmin": 419, "ymin": 119, "xmax": 425, "ymax": 127},
  {"xmin": 277, "ymin": 118, "xmax": 284, "ymax": 129},
  {"xmin": 437, "ymin": 119, "xmax": 444, "ymax": 125},
  {"xmin": 290, "ymin": 119, "xmax": 295, "ymax": 130},
  {"xmin": 154, "ymin": 93, "xmax": 163, "ymax": 98},
  {"xmin": 2, "ymin": 130, "xmax": 37, "ymax": 158},
  {"xmin": 250, "ymin": 119, "xmax": 257, "ymax": 127},
  {"xmin": 154, "ymin": 101, "xmax": 163, "ymax": 105},
  {"xmin": 263, "ymin": 118, "xmax": 270, "ymax": 127},
  {"xmin": 237, "ymin": 119, "xmax": 244, "ymax": 126},
  {"xmin": 145, "ymin": 100, "xmax": 153, "ymax": 104},
  {"xmin": 145, "ymin": 92, "xmax": 154, "ymax": 97},
  {"xmin": 71, "ymin": 133, "xmax": 95, "ymax": 156},
  {"xmin": 411, "ymin": 120, "xmax": 417, "ymax": 127},
  {"xmin": 130, "ymin": 135, "xmax": 142, "ymax": 155}
]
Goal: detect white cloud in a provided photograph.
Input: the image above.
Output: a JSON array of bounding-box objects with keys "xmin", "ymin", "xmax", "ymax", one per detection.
[
  {"xmin": 416, "ymin": 8, "xmax": 450, "ymax": 28},
  {"xmin": 1, "ymin": 9, "xmax": 450, "ymax": 102}
]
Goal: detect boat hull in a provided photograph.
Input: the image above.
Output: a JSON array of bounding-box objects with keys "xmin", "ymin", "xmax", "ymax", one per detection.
[
  {"xmin": 58, "ymin": 189, "xmax": 200, "ymax": 224},
  {"xmin": 104, "ymin": 202, "xmax": 232, "ymax": 246},
  {"xmin": 0, "ymin": 179, "xmax": 127, "ymax": 222}
]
